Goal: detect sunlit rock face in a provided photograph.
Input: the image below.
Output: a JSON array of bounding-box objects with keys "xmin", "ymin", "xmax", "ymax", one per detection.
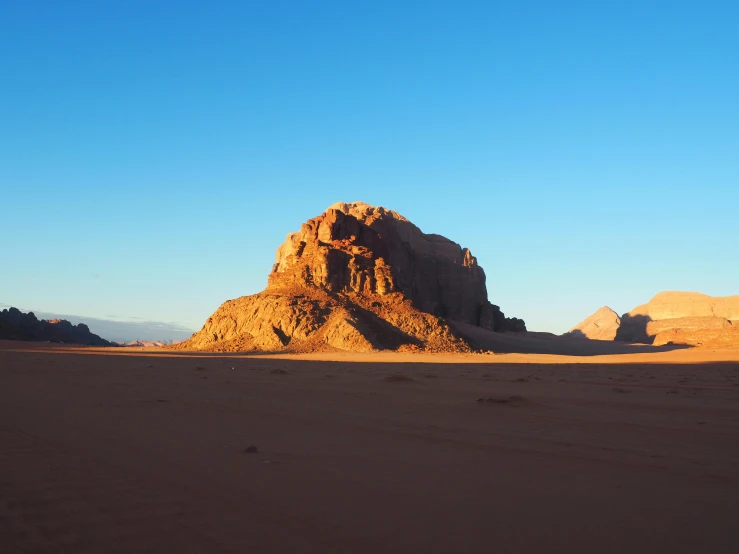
[
  {"xmin": 565, "ymin": 306, "xmax": 621, "ymax": 340},
  {"xmin": 568, "ymin": 292, "xmax": 739, "ymax": 348},
  {"xmin": 627, "ymin": 291, "xmax": 739, "ymax": 321},
  {"xmin": 269, "ymin": 202, "xmax": 521, "ymax": 331},
  {"xmin": 175, "ymin": 202, "xmax": 525, "ymax": 353},
  {"xmin": 618, "ymin": 292, "xmax": 739, "ymax": 347}
]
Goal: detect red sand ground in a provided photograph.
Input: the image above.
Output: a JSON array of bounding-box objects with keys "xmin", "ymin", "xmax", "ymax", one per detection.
[{"xmin": 1, "ymin": 341, "xmax": 738, "ymax": 553}]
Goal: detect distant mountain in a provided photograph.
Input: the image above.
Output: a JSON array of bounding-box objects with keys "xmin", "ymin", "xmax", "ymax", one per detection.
[
  {"xmin": 567, "ymin": 292, "xmax": 739, "ymax": 348},
  {"xmin": 618, "ymin": 292, "xmax": 739, "ymax": 347},
  {"xmin": 0, "ymin": 305, "xmax": 196, "ymax": 344},
  {"xmin": 125, "ymin": 340, "xmax": 181, "ymax": 347},
  {"xmin": 0, "ymin": 307, "xmax": 112, "ymax": 346},
  {"xmin": 564, "ymin": 306, "xmax": 621, "ymax": 341}
]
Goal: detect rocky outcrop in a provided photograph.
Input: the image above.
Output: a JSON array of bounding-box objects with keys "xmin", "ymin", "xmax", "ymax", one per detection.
[
  {"xmin": 185, "ymin": 291, "xmax": 470, "ymax": 353},
  {"xmin": 176, "ymin": 202, "xmax": 525, "ymax": 353},
  {"xmin": 0, "ymin": 308, "xmax": 112, "ymax": 346},
  {"xmin": 651, "ymin": 324, "xmax": 739, "ymax": 348},
  {"xmin": 269, "ymin": 202, "xmax": 520, "ymax": 330},
  {"xmin": 617, "ymin": 292, "xmax": 739, "ymax": 346},
  {"xmin": 564, "ymin": 306, "xmax": 621, "ymax": 340},
  {"xmin": 627, "ymin": 291, "xmax": 739, "ymax": 321},
  {"xmin": 569, "ymin": 292, "xmax": 739, "ymax": 348}
]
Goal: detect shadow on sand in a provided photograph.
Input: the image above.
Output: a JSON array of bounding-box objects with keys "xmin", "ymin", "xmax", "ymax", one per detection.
[{"xmin": 450, "ymin": 319, "xmax": 689, "ymax": 356}]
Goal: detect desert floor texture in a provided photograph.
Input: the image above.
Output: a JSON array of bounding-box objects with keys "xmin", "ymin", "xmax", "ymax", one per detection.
[{"xmin": 1, "ymin": 341, "xmax": 738, "ymax": 553}]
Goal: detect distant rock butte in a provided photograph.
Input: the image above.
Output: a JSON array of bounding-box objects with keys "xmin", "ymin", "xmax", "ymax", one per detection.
[
  {"xmin": 571, "ymin": 292, "xmax": 739, "ymax": 348},
  {"xmin": 565, "ymin": 306, "xmax": 621, "ymax": 341},
  {"xmin": 628, "ymin": 291, "xmax": 739, "ymax": 320},
  {"xmin": 175, "ymin": 202, "xmax": 525, "ymax": 353},
  {"xmin": 0, "ymin": 308, "xmax": 112, "ymax": 346}
]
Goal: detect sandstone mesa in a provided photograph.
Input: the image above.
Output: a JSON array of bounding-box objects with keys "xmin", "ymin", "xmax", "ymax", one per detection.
[{"xmin": 175, "ymin": 202, "xmax": 525, "ymax": 353}]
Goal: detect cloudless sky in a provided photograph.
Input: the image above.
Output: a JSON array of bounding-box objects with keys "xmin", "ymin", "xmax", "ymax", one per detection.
[{"xmin": 1, "ymin": 1, "xmax": 737, "ymax": 335}]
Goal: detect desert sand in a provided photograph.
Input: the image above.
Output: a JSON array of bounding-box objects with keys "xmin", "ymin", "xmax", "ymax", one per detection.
[{"xmin": 1, "ymin": 340, "xmax": 738, "ymax": 553}]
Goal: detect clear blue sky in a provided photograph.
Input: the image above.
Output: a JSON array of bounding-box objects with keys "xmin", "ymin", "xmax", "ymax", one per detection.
[{"xmin": 2, "ymin": 1, "xmax": 737, "ymax": 335}]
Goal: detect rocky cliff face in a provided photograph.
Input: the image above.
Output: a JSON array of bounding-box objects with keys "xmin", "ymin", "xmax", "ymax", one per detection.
[
  {"xmin": 0, "ymin": 308, "xmax": 112, "ymax": 346},
  {"xmin": 176, "ymin": 202, "xmax": 525, "ymax": 353},
  {"xmin": 268, "ymin": 202, "xmax": 520, "ymax": 330}
]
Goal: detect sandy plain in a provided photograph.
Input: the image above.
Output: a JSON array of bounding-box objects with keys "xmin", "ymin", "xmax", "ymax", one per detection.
[{"xmin": 1, "ymin": 340, "xmax": 738, "ymax": 553}]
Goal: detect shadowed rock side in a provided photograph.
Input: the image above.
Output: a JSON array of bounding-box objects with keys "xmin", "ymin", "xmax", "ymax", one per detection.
[
  {"xmin": 572, "ymin": 292, "xmax": 739, "ymax": 348},
  {"xmin": 175, "ymin": 202, "xmax": 525, "ymax": 353},
  {"xmin": 0, "ymin": 307, "xmax": 112, "ymax": 346}
]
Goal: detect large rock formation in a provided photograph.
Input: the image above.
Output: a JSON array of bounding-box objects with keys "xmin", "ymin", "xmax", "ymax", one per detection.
[
  {"xmin": 617, "ymin": 292, "xmax": 739, "ymax": 347},
  {"xmin": 0, "ymin": 307, "xmax": 112, "ymax": 346},
  {"xmin": 627, "ymin": 291, "xmax": 739, "ymax": 321},
  {"xmin": 176, "ymin": 202, "xmax": 525, "ymax": 353},
  {"xmin": 564, "ymin": 306, "xmax": 621, "ymax": 340},
  {"xmin": 570, "ymin": 292, "xmax": 739, "ymax": 348}
]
